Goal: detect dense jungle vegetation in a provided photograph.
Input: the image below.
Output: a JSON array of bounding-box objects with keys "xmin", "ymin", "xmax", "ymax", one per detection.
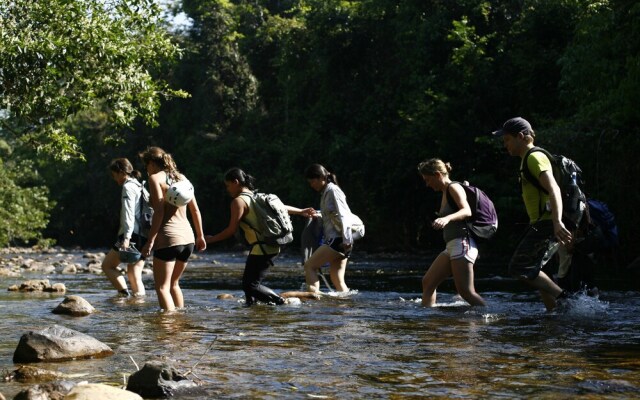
[{"xmin": 1, "ymin": 0, "xmax": 638, "ymax": 275}]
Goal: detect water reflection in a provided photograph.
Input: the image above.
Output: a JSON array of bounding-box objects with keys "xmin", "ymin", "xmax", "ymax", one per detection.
[{"xmin": 0, "ymin": 251, "xmax": 639, "ymax": 399}]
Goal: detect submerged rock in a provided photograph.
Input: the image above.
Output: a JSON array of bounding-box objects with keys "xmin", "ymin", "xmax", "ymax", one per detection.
[
  {"xmin": 7, "ymin": 365, "xmax": 64, "ymax": 382},
  {"xmin": 52, "ymin": 296, "xmax": 96, "ymax": 316},
  {"xmin": 65, "ymin": 383, "xmax": 142, "ymax": 400},
  {"xmin": 13, "ymin": 381, "xmax": 76, "ymax": 400},
  {"xmin": 13, "ymin": 325, "xmax": 113, "ymax": 363},
  {"xmin": 126, "ymin": 361, "xmax": 206, "ymax": 398},
  {"xmin": 7, "ymin": 279, "xmax": 66, "ymax": 293}
]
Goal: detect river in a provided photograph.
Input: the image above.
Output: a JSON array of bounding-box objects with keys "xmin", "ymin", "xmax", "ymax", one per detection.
[{"xmin": 1, "ymin": 249, "xmax": 639, "ymax": 399}]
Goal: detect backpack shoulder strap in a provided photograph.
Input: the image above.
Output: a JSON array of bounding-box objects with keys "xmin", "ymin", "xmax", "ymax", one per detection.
[
  {"xmin": 445, "ymin": 181, "xmax": 464, "ymax": 211},
  {"xmin": 521, "ymin": 146, "xmax": 553, "ymax": 193}
]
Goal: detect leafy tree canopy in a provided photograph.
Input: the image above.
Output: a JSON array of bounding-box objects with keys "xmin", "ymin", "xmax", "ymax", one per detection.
[{"xmin": 0, "ymin": 0, "xmax": 186, "ymax": 161}]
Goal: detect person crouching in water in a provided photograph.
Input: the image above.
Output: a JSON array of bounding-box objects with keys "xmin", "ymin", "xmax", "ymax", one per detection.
[
  {"xmin": 417, "ymin": 158, "xmax": 486, "ymax": 307},
  {"xmin": 205, "ymin": 168, "xmax": 315, "ymax": 306},
  {"xmin": 102, "ymin": 158, "xmax": 147, "ymax": 297}
]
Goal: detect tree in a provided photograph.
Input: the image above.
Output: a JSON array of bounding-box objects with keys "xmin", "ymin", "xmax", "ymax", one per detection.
[
  {"xmin": 0, "ymin": 140, "xmax": 54, "ymax": 247},
  {"xmin": 0, "ymin": 0, "xmax": 185, "ymax": 160}
]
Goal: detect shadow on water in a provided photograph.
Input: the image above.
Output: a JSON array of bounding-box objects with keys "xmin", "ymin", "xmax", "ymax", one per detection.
[{"xmin": 0, "ymin": 249, "xmax": 639, "ymax": 399}]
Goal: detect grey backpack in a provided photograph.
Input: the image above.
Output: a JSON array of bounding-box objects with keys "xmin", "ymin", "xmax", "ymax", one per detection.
[{"xmin": 239, "ymin": 192, "xmax": 294, "ymax": 246}]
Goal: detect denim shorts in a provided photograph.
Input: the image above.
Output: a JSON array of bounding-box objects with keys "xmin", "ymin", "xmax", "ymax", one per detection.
[{"xmin": 324, "ymin": 237, "xmax": 352, "ymax": 259}]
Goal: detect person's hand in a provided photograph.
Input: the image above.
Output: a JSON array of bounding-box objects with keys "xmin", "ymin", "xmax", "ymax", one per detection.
[
  {"xmin": 553, "ymin": 221, "xmax": 573, "ymax": 246},
  {"xmin": 301, "ymin": 208, "xmax": 318, "ymax": 218},
  {"xmin": 141, "ymin": 241, "xmax": 153, "ymax": 257},
  {"xmin": 431, "ymin": 217, "xmax": 449, "ymax": 230},
  {"xmin": 121, "ymin": 238, "xmax": 130, "ymax": 250},
  {"xmin": 196, "ymin": 236, "xmax": 207, "ymax": 252}
]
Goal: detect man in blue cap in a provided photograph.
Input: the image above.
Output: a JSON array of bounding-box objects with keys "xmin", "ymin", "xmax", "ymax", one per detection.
[{"xmin": 493, "ymin": 117, "xmax": 570, "ymax": 311}]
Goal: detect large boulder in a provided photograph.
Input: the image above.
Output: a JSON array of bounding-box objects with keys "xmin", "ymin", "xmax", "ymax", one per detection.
[
  {"xmin": 126, "ymin": 361, "xmax": 206, "ymax": 398},
  {"xmin": 13, "ymin": 325, "xmax": 113, "ymax": 363},
  {"xmin": 52, "ymin": 296, "xmax": 95, "ymax": 316},
  {"xmin": 65, "ymin": 383, "xmax": 142, "ymax": 400}
]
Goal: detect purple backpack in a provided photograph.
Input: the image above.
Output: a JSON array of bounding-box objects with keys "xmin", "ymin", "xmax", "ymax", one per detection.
[{"xmin": 446, "ymin": 181, "xmax": 498, "ymax": 240}]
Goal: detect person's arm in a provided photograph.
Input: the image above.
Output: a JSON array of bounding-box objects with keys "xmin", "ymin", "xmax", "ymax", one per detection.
[
  {"xmin": 141, "ymin": 173, "xmax": 164, "ymax": 257},
  {"xmin": 120, "ymin": 182, "xmax": 137, "ymax": 249},
  {"xmin": 205, "ymin": 198, "xmax": 246, "ymax": 244},
  {"xmin": 187, "ymin": 196, "xmax": 207, "ymax": 252},
  {"xmin": 432, "ymin": 184, "xmax": 472, "ymax": 230},
  {"xmin": 285, "ymin": 205, "xmax": 316, "ymax": 218},
  {"xmin": 538, "ymin": 171, "xmax": 572, "ymax": 245}
]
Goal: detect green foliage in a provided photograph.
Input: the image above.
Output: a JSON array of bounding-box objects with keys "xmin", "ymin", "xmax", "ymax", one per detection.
[
  {"xmin": 7, "ymin": 0, "xmax": 640, "ymax": 269},
  {"xmin": 0, "ymin": 0, "xmax": 185, "ymax": 160},
  {"xmin": 0, "ymin": 142, "xmax": 54, "ymax": 247}
]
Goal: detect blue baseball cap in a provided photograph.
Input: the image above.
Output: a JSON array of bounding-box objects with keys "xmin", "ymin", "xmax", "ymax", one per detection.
[{"xmin": 492, "ymin": 117, "xmax": 533, "ymax": 136}]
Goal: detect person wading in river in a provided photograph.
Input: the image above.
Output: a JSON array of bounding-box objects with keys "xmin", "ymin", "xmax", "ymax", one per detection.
[
  {"xmin": 101, "ymin": 158, "xmax": 147, "ymax": 297},
  {"xmin": 139, "ymin": 147, "xmax": 206, "ymax": 311},
  {"xmin": 205, "ymin": 168, "xmax": 316, "ymax": 305},
  {"xmin": 492, "ymin": 117, "xmax": 571, "ymax": 311},
  {"xmin": 417, "ymin": 158, "xmax": 487, "ymax": 307}
]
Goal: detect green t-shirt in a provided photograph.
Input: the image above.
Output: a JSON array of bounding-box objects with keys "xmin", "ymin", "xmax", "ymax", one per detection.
[{"xmin": 520, "ymin": 151, "xmax": 552, "ymax": 223}]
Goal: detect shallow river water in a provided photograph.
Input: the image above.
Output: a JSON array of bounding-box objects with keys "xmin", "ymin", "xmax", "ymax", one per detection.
[{"xmin": 1, "ymin": 249, "xmax": 639, "ymax": 399}]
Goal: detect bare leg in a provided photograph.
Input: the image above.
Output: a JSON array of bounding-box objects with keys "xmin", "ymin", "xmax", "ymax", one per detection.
[
  {"xmin": 527, "ymin": 270, "xmax": 563, "ymax": 311},
  {"xmin": 153, "ymin": 259, "xmax": 176, "ymax": 311},
  {"xmin": 303, "ymin": 245, "xmax": 341, "ymax": 293},
  {"xmin": 451, "ymin": 258, "xmax": 486, "ymax": 306},
  {"xmin": 422, "ymin": 252, "xmax": 452, "ymax": 307},
  {"xmin": 127, "ymin": 259, "xmax": 146, "ymax": 296},
  {"xmin": 329, "ymin": 258, "xmax": 349, "ymax": 292},
  {"xmin": 101, "ymin": 249, "xmax": 128, "ymax": 292},
  {"xmin": 170, "ymin": 260, "xmax": 188, "ymax": 308}
]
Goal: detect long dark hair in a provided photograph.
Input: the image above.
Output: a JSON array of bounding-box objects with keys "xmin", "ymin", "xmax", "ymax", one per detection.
[
  {"xmin": 224, "ymin": 167, "xmax": 256, "ymax": 191},
  {"xmin": 304, "ymin": 163, "xmax": 338, "ymax": 186},
  {"xmin": 108, "ymin": 158, "xmax": 142, "ymax": 180}
]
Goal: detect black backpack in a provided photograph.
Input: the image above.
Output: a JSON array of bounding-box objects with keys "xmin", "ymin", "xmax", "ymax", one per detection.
[
  {"xmin": 446, "ymin": 181, "xmax": 498, "ymax": 240},
  {"xmin": 521, "ymin": 147, "xmax": 586, "ymax": 230}
]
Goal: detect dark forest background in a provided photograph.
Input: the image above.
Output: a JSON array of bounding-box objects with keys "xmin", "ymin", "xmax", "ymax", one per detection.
[{"xmin": 2, "ymin": 0, "xmax": 639, "ymax": 283}]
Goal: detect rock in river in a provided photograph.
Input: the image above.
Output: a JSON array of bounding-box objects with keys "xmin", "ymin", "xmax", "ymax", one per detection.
[{"xmin": 13, "ymin": 325, "xmax": 113, "ymax": 363}]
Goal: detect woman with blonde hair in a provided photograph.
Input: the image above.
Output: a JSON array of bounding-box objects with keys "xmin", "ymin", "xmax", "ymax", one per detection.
[
  {"xmin": 417, "ymin": 158, "xmax": 486, "ymax": 307},
  {"xmin": 139, "ymin": 147, "xmax": 206, "ymax": 311}
]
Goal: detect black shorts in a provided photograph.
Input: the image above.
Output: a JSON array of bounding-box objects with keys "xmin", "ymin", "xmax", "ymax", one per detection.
[
  {"xmin": 112, "ymin": 234, "xmax": 148, "ymax": 260},
  {"xmin": 324, "ymin": 237, "xmax": 352, "ymax": 259},
  {"xmin": 508, "ymin": 220, "xmax": 555, "ymax": 280},
  {"xmin": 153, "ymin": 243, "xmax": 195, "ymax": 262}
]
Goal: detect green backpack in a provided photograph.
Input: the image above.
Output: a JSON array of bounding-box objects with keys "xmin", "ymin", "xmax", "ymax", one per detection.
[{"xmin": 238, "ymin": 192, "xmax": 294, "ymax": 247}]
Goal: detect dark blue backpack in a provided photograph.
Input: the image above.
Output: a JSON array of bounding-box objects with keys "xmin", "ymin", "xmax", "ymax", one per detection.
[
  {"xmin": 586, "ymin": 199, "xmax": 619, "ymax": 249},
  {"xmin": 446, "ymin": 181, "xmax": 498, "ymax": 240}
]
